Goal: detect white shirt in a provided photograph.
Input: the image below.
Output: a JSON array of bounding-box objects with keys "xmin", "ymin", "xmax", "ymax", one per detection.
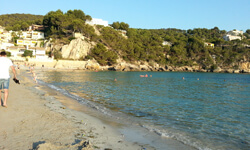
[{"xmin": 0, "ymin": 57, "xmax": 13, "ymax": 79}]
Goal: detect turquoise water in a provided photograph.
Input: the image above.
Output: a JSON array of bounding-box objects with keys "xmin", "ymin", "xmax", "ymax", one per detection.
[{"xmin": 38, "ymin": 71, "xmax": 250, "ymax": 150}]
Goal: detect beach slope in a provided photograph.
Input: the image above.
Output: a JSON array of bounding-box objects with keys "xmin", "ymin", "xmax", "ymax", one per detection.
[{"xmin": 0, "ymin": 75, "xmax": 144, "ymax": 150}]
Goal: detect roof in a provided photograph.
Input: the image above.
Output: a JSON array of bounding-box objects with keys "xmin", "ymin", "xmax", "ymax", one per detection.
[
  {"xmin": 8, "ymin": 46, "xmax": 25, "ymax": 49},
  {"xmin": 28, "ymin": 47, "xmax": 46, "ymax": 50}
]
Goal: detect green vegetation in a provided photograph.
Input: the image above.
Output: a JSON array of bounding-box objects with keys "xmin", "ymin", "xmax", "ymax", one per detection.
[
  {"xmin": 22, "ymin": 50, "xmax": 33, "ymax": 57},
  {"xmin": 0, "ymin": 11, "xmax": 249, "ymax": 69},
  {"xmin": 111, "ymin": 22, "xmax": 129, "ymax": 31},
  {"xmin": 53, "ymin": 50, "xmax": 63, "ymax": 60},
  {"xmin": 0, "ymin": 14, "xmax": 43, "ymax": 31},
  {"xmin": 99, "ymin": 26, "xmax": 249, "ymax": 68},
  {"xmin": 42, "ymin": 9, "xmax": 96, "ymax": 41},
  {"xmin": 6, "ymin": 51, "xmax": 11, "ymax": 57},
  {"xmin": 88, "ymin": 43, "xmax": 118, "ymax": 65}
]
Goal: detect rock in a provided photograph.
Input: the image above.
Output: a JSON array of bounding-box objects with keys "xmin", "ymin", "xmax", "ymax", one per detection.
[
  {"xmin": 61, "ymin": 37, "xmax": 94, "ymax": 60},
  {"xmin": 35, "ymin": 141, "xmax": 93, "ymax": 150},
  {"xmin": 234, "ymin": 70, "xmax": 240, "ymax": 73},
  {"xmin": 114, "ymin": 62, "xmax": 140, "ymax": 71},
  {"xmin": 242, "ymin": 69, "xmax": 250, "ymax": 73},
  {"xmin": 225, "ymin": 69, "xmax": 234, "ymax": 73},
  {"xmin": 158, "ymin": 67, "xmax": 165, "ymax": 71},
  {"xmin": 199, "ymin": 69, "xmax": 207, "ymax": 72},
  {"xmin": 192, "ymin": 66, "xmax": 200, "ymax": 72},
  {"xmin": 85, "ymin": 59, "xmax": 100, "ymax": 70},
  {"xmin": 139, "ymin": 65, "xmax": 149, "ymax": 71},
  {"xmin": 239, "ymin": 62, "xmax": 249, "ymax": 70},
  {"xmin": 184, "ymin": 66, "xmax": 193, "ymax": 72},
  {"xmin": 213, "ymin": 67, "xmax": 222, "ymax": 73},
  {"xmin": 54, "ymin": 60, "xmax": 87, "ymax": 69}
]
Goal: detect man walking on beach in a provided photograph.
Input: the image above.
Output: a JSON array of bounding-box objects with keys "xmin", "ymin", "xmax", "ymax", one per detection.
[{"xmin": 0, "ymin": 51, "xmax": 17, "ymax": 107}]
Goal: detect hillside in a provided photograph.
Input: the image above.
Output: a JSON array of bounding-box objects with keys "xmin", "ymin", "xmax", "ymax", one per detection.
[
  {"xmin": 0, "ymin": 13, "xmax": 43, "ymax": 31},
  {"xmin": 1, "ymin": 11, "xmax": 249, "ymax": 72}
]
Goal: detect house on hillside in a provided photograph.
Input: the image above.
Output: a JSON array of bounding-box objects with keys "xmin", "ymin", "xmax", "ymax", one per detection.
[
  {"xmin": 28, "ymin": 24, "xmax": 45, "ymax": 31},
  {"xmin": 6, "ymin": 46, "xmax": 26, "ymax": 57},
  {"xmin": 162, "ymin": 41, "xmax": 172, "ymax": 46},
  {"xmin": 10, "ymin": 30, "xmax": 44, "ymax": 40},
  {"xmin": 6, "ymin": 45, "xmax": 48, "ymax": 59},
  {"xmin": 0, "ymin": 26, "xmax": 4, "ymax": 35},
  {"xmin": 223, "ymin": 30, "xmax": 243, "ymax": 41},
  {"xmin": 0, "ymin": 42, "xmax": 14, "ymax": 50},
  {"xmin": 17, "ymin": 39, "xmax": 39, "ymax": 47},
  {"xmin": 28, "ymin": 47, "xmax": 47, "ymax": 59},
  {"xmin": 86, "ymin": 18, "xmax": 109, "ymax": 27},
  {"xmin": 204, "ymin": 42, "xmax": 214, "ymax": 48},
  {"xmin": 21, "ymin": 31, "xmax": 44, "ymax": 40},
  {"xmin": 0, "ymin": 31, "xmax": 12, "ymax": 43}
]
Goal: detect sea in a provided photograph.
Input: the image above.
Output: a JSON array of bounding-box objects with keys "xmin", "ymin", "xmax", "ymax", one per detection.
[{"xmin": 35, "ymin": 70, "xmax": 250, "ymax": 150}]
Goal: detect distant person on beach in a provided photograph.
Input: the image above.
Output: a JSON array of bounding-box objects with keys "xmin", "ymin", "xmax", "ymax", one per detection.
[
  {"xmin": 32, "ymin": 70, "xmax": 37, "ymax": 83},
  {"xmin": 0, "ymin": 51, "xmax": 17, "ymax": 107}
]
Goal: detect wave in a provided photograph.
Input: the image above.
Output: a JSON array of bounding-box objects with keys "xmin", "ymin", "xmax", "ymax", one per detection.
[
  {"xmin": 40, "ymin": 80, "xmax": 214, "ymax": 150},
  {"xmin": 35, "ymin": 70, "xmax": 249, "ymax": 150},
  {"xmin": 141, "ymin": 124, "xmax": 215, "ymax": 150},
  {"xmin": 38, "ymin": 80, "xmax": 119, "ymax": 118}
]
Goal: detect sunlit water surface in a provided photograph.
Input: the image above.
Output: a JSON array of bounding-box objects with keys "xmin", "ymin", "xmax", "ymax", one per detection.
[{"xmin": 37, "ymin": 71, "xmax": 250, "ymax": 150}]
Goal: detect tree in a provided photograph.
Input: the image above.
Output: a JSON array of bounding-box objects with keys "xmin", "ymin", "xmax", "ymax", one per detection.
[
  {"xmin": 244, "ymin": 29, "xmax": 250, "ymax": 39},
  {"xmin": 111, "ymin": 21, "xmax": 129, "ymax": 31},
  {"xmin": 22, "ymin": 50, "xmax": 33, "ymax": 57},
  {"xmin": 66, "ymin": 9, "xmax": 89, "ymax": 21},
  {"xmin": 0, "ymin": 14, "xmax": 43, "ymax": 31},
  {"xmin": 53, "ymin": 50, "xmax": 62, "ymax": 59},
  {"xmin": 70, "ymin": 19, "xmax": 85, "ymax": 32},
  {"xmin": 6, "ymin": 51, "xmax": 11, "ymax": 57},
  {"xmin": 90, "ymin": 43, "xmax": 117, "ymax": 66},
  {"xmin": 43, "ymin": 9, "xmax": 66, "ymax": 37}
]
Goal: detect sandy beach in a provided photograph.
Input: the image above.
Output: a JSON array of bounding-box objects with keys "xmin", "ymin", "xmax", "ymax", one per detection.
[{"xmin": 0, "ymin": 69, "xmax": 149, "ymax": 150}]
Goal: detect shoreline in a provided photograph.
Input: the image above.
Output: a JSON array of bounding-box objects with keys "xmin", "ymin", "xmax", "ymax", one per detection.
[
  {"xmin": 13, "ymin": 60, "xmax": 250, "ymax": 74},
  {"xmin": 0, "ymin": 69, "xmax": 147, "ymax": 149},
  {"xmin": 1, "ymin": 66, "xmax": 248, "ymax": 149},
  {"xmin": 1, "ymin": 67, "xmax": 196, "ymax": 150},
  {"xmin": 32, "ymin": 68, "xmax": 197, "ymax": 150}
]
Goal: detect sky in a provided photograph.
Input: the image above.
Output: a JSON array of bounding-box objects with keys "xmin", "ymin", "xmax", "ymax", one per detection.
[{"xmin": 1, "ymin": 0, "xmax": 249, "ymax": 31}]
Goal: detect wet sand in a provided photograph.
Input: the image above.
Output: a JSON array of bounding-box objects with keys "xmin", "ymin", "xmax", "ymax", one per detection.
[
  {"xmin": 0, "ymin": 70, "xmax": 147, "ymax": 150},
  {"xmin": 0, "ymin": 67, "xmax": 196, "ymax": 150}
]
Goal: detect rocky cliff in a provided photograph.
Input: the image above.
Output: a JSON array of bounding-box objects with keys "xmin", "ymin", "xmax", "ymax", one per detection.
[
  {"xmin": 61, "ymin": 36, "xmax": 94, "ymax": 60},
  {"xmin": 49, "ymin": 35, "xmax": 249, "ymax": 73}
]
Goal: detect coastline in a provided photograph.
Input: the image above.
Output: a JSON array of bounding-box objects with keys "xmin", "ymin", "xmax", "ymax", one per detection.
[
  {"xmin": 13, "ymin": 60, "xmax": 250, "ymax": 74},
  {"xmin": 3, "ymin": 65, "xmax": 248, "ymax": 149},
  {"xmin": 0, "ymin": 69, "xmax": 146, "ymax": 149},
  {"xmin": 0, "ymin": 65, "xmax": 200, "ymax": 150}
]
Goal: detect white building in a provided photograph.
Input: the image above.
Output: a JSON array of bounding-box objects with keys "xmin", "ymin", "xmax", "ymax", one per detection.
[
  {"xmin": 28, "ymin": 47, "xmax": 47, "ymax": 59},
  {"xmin": 86, "ymin": 18, "xmax": 109, "ymax": 27},
  {"xmin": 17, "ymin": 39, "xmax": 38, "ymax": 47},
  {"xmin": 228, "ymin": 30, "xmax": 243, "ymax": 36},
  {"xmin": 21, "ymin": 31, "xmax": 45, "ymax": 40},
  {"xmin": 223, "ymin": 30, "xmax": 243, "ymax": 41},
  {"xmin": 9, "ymin": 30, "xmax": 45, "ymax": 40},
  {"xmin": 0, "ymin": 42, "xmax": 14, "ymax": 50},
  {"xmin": 0, "ymin": 31, "xmax": 12, "ymax": 43},
  {"xmin": 162, "ymin": 41, "xmax": 172, "ymax": 46},
  {"xmin": 0, "ymin": 26, "xmax": 4, "ymax": 33},
  {"xmin": 6, "ymin": 46, "xmax": 26, "ymax": 57},
  {"xmin": 204, "ymin": 42, "xmax": 214, "ymax": 48}
]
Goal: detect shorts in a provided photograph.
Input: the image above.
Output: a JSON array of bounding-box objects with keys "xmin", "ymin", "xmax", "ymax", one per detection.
[{"xmin": 0, "ymin": 78, "xmax": 10, "ymax": 89}]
